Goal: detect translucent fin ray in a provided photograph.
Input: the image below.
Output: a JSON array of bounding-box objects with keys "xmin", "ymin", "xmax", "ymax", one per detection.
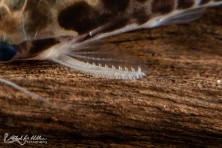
[
  {"xmin": 167, "ymin": 8, "xmax": 206, "ymax": 25},
  {"xmin": 153, "ymin": 8, "xmax": 206, "ymax": 27},
  {"xmin": 0, "ymin": 78, "xmax": 62, "ymax": 109},
  {"xmin": 52, "ymin": 55, "xmax": 146, "ymax": 80}
]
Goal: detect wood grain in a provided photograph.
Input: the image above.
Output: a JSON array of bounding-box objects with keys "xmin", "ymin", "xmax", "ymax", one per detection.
[{"xmin": 0, "ymin": 8, "xmax": 222, "ymax": 147}]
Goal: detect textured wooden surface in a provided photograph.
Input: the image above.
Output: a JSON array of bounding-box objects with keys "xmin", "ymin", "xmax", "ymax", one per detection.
[{"xmin": 0, "ymin": 8, "xmax": 222, "ymax": 147}]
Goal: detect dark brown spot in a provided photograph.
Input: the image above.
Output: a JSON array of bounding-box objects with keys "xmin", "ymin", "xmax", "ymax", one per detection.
[
  {"xmin": 136, "ymin": 0, "xmax": 147, "ymax": 3},
  {"xmin": 58, "ymin": 1, "xmax": 129, "ymax": 35},
  {"xmin": 19, "ymin": 38, "xmax": 59, "ymax": 57},
  {"xmin": 133, "ymin": 9, "xmax": 150, "ymax": 24},
  {"xmin": 178, "ymin": 0, "xmax": 195, "ymax": 9},
  {"xmin": 152, "ymin": 0, "xmax": 175, "ymax": 14},
  {"xmin": 199, "ymin": 0, "xmax": 211, "ymax": 5},
  {"xmin": 101, "ymin": 0, "xmax": 129, "ymax": 12},
  {"xmin": 59, "ymin": 2, "xmax": 106, "ymax": 34}
]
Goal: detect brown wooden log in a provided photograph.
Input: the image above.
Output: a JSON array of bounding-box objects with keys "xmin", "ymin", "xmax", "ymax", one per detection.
[{"xmin": 0, "ymin": 8, "xmax": 222, "ymax": 147}]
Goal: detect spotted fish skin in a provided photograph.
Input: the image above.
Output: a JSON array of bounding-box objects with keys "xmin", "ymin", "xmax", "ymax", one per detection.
[{"xmin": 0, "ymin": 0, "xmax": 222, "ymax": 79}]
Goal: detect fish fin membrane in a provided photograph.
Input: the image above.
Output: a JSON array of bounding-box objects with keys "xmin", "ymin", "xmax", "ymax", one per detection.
[
  {"xmin": 149, "ymin": 8, "xmax": 206, "ymax": 27},
  {"xmin": 52, "ymin": 54, "xmax": 146, "ymax": 80}
]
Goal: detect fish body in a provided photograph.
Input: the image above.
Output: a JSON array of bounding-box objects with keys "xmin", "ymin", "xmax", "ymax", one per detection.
[{"xmin": 0, "ymin": 0, "xmax": 222, "ymax": 79}]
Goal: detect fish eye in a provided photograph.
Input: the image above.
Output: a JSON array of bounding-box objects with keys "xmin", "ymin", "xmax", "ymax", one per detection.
[{"xmin": 0, "ymin": 42, "xmax": 17, "ymax": 62}]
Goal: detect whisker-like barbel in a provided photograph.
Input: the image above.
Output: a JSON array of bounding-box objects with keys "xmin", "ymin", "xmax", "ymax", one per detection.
[{"xmin": 0, "ymin": 78, "xmax": 64, "ymax": 109}]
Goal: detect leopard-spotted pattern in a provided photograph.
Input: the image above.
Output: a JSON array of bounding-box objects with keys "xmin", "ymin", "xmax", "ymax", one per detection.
[{"xmin": 0, "ymin": 0, "xmax": 221, "ymax": 79}]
